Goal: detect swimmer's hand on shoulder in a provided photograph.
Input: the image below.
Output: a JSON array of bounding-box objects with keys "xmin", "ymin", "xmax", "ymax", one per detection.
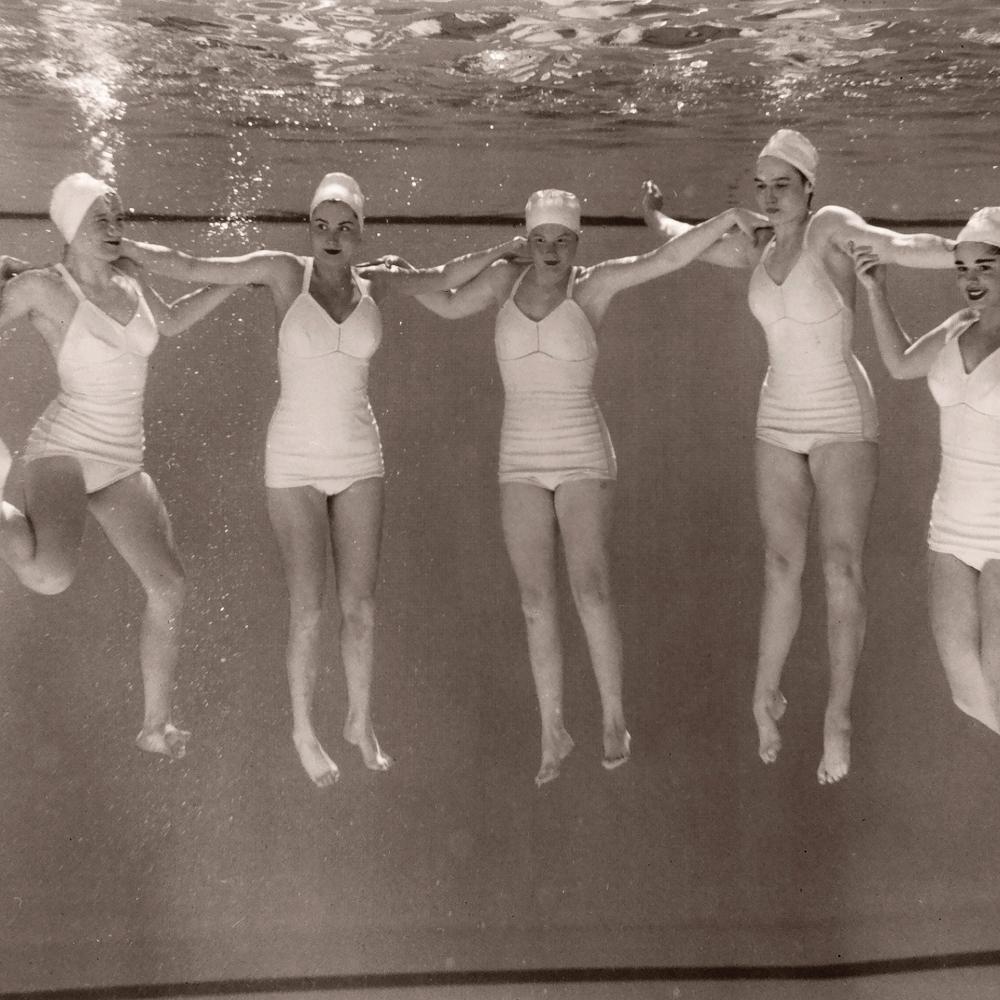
[{"xmin": 500, "ymin": 236, "xmax": 530, "ymax": 264}]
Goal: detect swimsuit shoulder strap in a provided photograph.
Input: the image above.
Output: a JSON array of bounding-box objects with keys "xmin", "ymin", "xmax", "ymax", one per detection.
[
  {"xmin": 509, "ymin": 266, "xmax": 531, "ymax": 299},
  {"xmin": 301, "ymin": 256, "xmax": 314, "ymax": 293},
  {"xmin": 54, "ymin": 263, "xmax": 86, "ymax": 302}
]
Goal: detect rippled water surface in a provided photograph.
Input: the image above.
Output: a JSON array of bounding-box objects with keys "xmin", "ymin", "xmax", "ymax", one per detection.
[{"xmin": 0, "ymin": 0, "xmax": 998, "ymax": 221}]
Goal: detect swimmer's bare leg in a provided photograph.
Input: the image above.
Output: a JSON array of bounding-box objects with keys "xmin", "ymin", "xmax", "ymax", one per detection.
[
  {"xmin": 268, "ymin": 486, "xmax": 341, "ymax": 787},
  {"xmin": 977, "ymin": 560, "xmax": 1000, "ymax": 729},
  {"xmin": 499, "ymin": 483, "xmax": 577, "ymax": 786},
  {"xmin": 812, "ymin": 442, "xmax": 876, "ymax": 785},
  {"xmin": 753, "ymin": 442, "xmax": 812, "ymax": 765},
  {"xmin": 555, "ymin": 481, "xmax": 630, "ymax": 771},
  {"xmin": 88, "ymin": 474, "xmax": 190, "ymax": 759},
  {"xmin": 0, "ymin": 457, "xmax": 87, "ymax": 593},
  {"xmin": 333, "ymin": 479, "xmax": 392, "ymax": 771}
]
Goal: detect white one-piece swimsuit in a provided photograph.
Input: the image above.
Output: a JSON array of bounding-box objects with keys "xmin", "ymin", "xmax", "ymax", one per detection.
[
  {"xmin": 24, "ymin": 263, "xmax": 158, "ymax": 493},
  {"xmin": 748, "ymin": 223, "xmax": 878, "ymax": 454},
  {"xmin": 266, "ymin": 259, "xmax": 384, "ymax": 494},
  {"xmin": 494, "ymin": 267, "xmax": 616, "ymax": 491},
  {"xmin": 927, "ymin": 311, "xmax": 1000, "ymax": 571}
]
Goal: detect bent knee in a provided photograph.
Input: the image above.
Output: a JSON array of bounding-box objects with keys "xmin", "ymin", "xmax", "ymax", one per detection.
[{"xmin": 26, "ymin": 562, "xmax": 78, "ymax": 596}]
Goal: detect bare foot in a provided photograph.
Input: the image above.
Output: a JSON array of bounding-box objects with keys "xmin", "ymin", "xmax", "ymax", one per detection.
[
  {"xmin": 602, "ymin": 727, "xmax": 631, "ymax": 771},
  {"xmin": 294, "ymin": 731, "xmax": 340, "ymax": 788},
  {"xmin": 817, "ymin": 712, "xmax": 851, "ymax": 785},
  {"xmin": 753, "ymin": 689, "xmax": 787, "ymax": 764},
  {"xmin": 536, "ymin": 728, "xmax": 575, "ymax": 788},
  {"xmin": 136, "ymin": 723, "xmax": 190, "ymax": 760},
  {"xmin": 343, "ymin": 717, "xmax": 393, "ymax": 772}
]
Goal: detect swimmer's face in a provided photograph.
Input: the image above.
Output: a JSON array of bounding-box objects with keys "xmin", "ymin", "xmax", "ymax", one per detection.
[
  {"xmin": 310, "ymin": 200, "xmax": 362, "ymax": 263},
  {"xmin": 955, "ymin": 241, "xmax": 1000, "ymax": 309},
  {"xmin": 74, "ymin": 192, "xmax": 125, "ymax": 259},
  {"xmin": 527, "ymin": 224, "xmax": 579, "ymax": 272},
  {"xmin": 754, "ymin": 157, "xmax": 811, "ymax": 221}
]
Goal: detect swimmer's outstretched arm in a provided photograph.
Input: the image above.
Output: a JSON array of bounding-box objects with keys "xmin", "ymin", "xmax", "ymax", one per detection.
[
  {"xmin": 117, "ymin": 259, "xmax": 245, "ymax": 338},
  {"xmin": 641, "ymin": 181, "xmax": 766, "ymax": 269},
  {"xmin": 120, "ymin": 240, "xmax": 299, "ymax": 290},
  {"xmin": 812, "ymin": 205, "xmax": 954, "ymax": 268},
  {"xmin": 414, "ymin": 259, "xmax": 514, "ymax": 320},
  {"xmin": 852, "ymin": 244, "xmax": 958, "ymax": 379},
  {"xmin": 583, "ymin": 205, "xmax": 760, "ymax": 303},
  {"xmin": 365, "ymin": 237, "xmax": 528, "ymax": 299}
]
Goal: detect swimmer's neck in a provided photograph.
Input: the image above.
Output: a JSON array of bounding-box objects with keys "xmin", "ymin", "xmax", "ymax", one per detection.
[
  {"xmin": 770, "ymin": 211, "xmax": 810, "ymax": 247},
  {"xmin": 62, "ymin": 246, "xmax": 122, "ymax": 287},
  {"xmin": 311, "ymin": 253, "xmax": 355, "ymax": 288},
  {"xmin": 527, "ymin": 262, "xmax": 573, "ymax": 289}
]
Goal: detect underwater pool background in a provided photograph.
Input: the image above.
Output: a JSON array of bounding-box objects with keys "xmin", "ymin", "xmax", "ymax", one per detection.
[
  {"xmin": 3, "ymin": 220, "xmax": 1000, "ymax": 991},
  {"xmin": 2, "ymin": 0, "xmax": 1000, "ymax": 993}
]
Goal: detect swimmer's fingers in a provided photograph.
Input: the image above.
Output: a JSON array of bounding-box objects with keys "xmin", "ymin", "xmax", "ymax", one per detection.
[
  {"xmin": 850, "ymin": 244, "xmax": 885, "ymax": 287},
  {"xmin": 500, "ymin": 235, "xmax": 531, "ymax": 263},
  {"xmin": 640, "ymin": 180, "xmax": 664, "ymax": 214},
  {"xmin": 730, "ymin": 207, "xmax": 765, "ymax": 238},
  {"xmin": 360, "ymin": 254, "xmax": 416, "ymax": 272}
]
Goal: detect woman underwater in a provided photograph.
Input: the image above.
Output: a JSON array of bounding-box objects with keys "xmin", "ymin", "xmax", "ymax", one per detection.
[
  {"xmin": 643, "ymin": 130, "xmax": 954, "ymax": 783},
  {"xmin": 119, "ymin": 173, "xmax": 526, "ymax": 787},
  {"xmin": 854, "ymin": 207, "xmax": 1000, "ymax": 736},
  {"xmin": 0, "ymin": 172, "xmax": 240, "ymax": 758},
  {"xmin": 415, "ymin": 189, "xmax": 761, "ymax": 786}
]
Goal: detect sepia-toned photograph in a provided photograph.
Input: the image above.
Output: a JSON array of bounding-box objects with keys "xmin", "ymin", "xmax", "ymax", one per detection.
[{"xmin": 2, "ymin": 1, "xmax": 1000, "ymax": 997}]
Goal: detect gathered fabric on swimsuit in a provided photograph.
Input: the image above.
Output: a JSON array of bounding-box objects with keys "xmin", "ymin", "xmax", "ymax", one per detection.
[
  {"xmin": 266, "ymin": 258, "xmax": 384, "ymax": 493},
  {"xmin": 494, "ymin": 267, "xmax": 616, "ymax": 491},
  {"xmin": 24, "ymin": 263, "xmax": 157, "ymax": 493},
  {"xmin": 748, "ymin": 228, "xmax": 877, "ymax": 454},
  {"xmin": 927, "ymin": 312, "xmax": 1000, "ymax": 571}
]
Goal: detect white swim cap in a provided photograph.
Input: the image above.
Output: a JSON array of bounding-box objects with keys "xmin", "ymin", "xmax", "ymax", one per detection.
[
  {"xmin": 49, "ymin": 172, "xmax": 114, "ymax": 244},
  {"xmin": 310, "ymin": 172, "xmax": 365, "ymax": 230},
  {"xmin": 956, "ymin": 207, "xmax": 1000, "ymax": 249},
  {"xmin": 525, "ymin": 189, "xmax": 582, "ymax": 234},
  {"xmin": 758, "ymin": 129, "xmax": 818, "ymax": 186}
]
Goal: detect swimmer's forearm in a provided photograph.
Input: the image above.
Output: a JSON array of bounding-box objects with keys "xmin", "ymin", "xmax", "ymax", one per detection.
[
  {"xmin": 861, "ymin": 282, "xmax": 923, "ymax": 379},
  {"xmin": 159, "ymin": 283, "xmax": 243, "ymax": 337},
  {"xmin": 652, "ymin": 207, "xmax": 745, "ymax": 270},
  {"xmin": 440, "ymin": 239, "xmax": 522, "ymax": 285},
  {"xmin": 884, "ymin": 233, "xmax": 956, "ymax": 269},
  {"xmin": 394, "ymin": 239, "xmax": 522, "ymax": 294},
  {"xmin": 643, "ymin": 208, "xmax": 692, "ymax": 240}
]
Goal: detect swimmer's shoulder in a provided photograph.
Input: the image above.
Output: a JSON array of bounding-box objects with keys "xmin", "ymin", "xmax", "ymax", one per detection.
[
  {"xmin": 809, "ymin": 204, "xmax": 864, "ymax": 238},
  {"xmin": 5, "ymin": 262, "xmax": 67, "ymax": 300}
]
